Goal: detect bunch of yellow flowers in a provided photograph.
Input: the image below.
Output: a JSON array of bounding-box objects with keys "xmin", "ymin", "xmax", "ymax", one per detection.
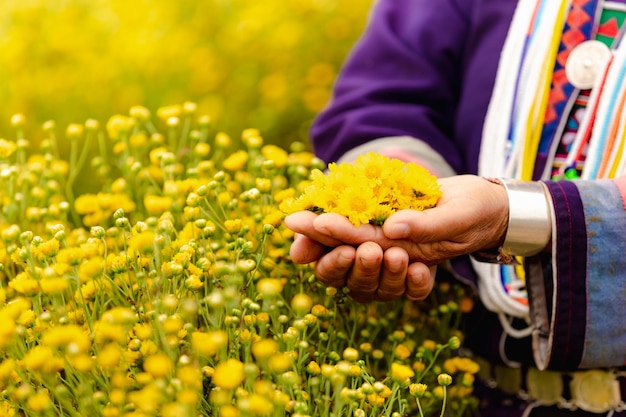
[
  {"xmin": 0, "ymin": 104, "xmax": 478, "ymax": 417},
  {"xmin": 281, "ymin": 153, "xmax": 442, "ymax": 227}
]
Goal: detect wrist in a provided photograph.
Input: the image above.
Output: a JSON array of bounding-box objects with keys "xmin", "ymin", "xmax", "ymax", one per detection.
[
  {"xmin": 472, "ymin": 178, "xmax": 552, "ymax": 264},
  {"xmin": 500, "ymin": 179, "xmax": 552, "ymax": 257}
]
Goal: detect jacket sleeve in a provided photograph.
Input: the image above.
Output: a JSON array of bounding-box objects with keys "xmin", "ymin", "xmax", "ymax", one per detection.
[
  {"xmin": 527, "ymin": 178, "xmax": 626, "ymax": 370},
  {"xmin": 310, "ymin": 0, "xmax": 471, "ymax": 171}
]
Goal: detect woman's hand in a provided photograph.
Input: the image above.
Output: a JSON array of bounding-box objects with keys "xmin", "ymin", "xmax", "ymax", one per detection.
[
  {"xmin": 285, "ymin": 174, "xmax": 509, "ymax": 301},
  {"xmin": 289, "ymin": 222, "xmax": 437, "ymax": 302}
]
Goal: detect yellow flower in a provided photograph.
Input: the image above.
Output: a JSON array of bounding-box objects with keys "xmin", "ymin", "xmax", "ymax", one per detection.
[
  {"xmin": 438, "ymin": 373, "xmax": 453, "ymax": 386},
  {"xmin": 217, "ymin": 190, "xmax": 232, "ymax": 205},
  {"xmin": 0, "ymin": 138, "xmax": 17, "ymax": 158},
  {"xmin": 330, "ymin": 184, "xmax": 379, "ymax": 227},
  {"xmin": 256, "ymin": 278, "xmax": 283, "ymax": 297},
  {"xmin": 251, "ymin": 339, "xmax": 279, "ymax": 360},
  {"xmin": 129, "ymin": 105, "xmax": 151, "ymax": 121},
  {"xmin": 282, "ymin": 152, "xmax": 441, "ymax": 226},
  {"xmin": 156, "ymin": 104, "xmax": 182, "ymax": 121},
  {"xmin": 394, "ymin": 344, "xmax": 411, "ymax": 361},
  {"xmin": 20, "ymin": 346, "xmax": 62, "ymax": 373},
  {"xmin": 93, "ymin": 322, "xmax": 126, "ymax": 344},
  {"xmin": 242, "ymin": 129, "xmax": 263, "ymax": 148},
  {"xmin": 102, "ymin": 307, "xmax": 137, "ymax": 325},
  {"xmin": 144, "ymin": 195, "xmax": 174, "ymax": 216},
  {"xmin": 342, "ymin": 347, "xmax": 359, "ymax": 362},
  {"xmin": 112, "ymin": 141, "xmax": 127, "ymax": 155},
  {"xmin": 133, "ymin": 323, "xmax": 154, "ymax": 340},
  {"xmin": 51, "ymin": 159, "xmax": 70, "ymax": 177},
  {"xmin": 0, "ymin": 359, "xmax": 19, "ymax": 389},
  {"xmin": 267, "ymin": 353, "xmax": 292, "ymax": 374},
  {"xmin": 262, "ymin": 209, "xmax": 283, "ymax": 227},
  {"xmin": 128, "ymin": 383, "xmax": 162, "ymax": 413},
  {"xmin": 9, "ymin": 272, "xmax": 39, "ymax": 295},
  {"xmin": 184, "ymin": 274, "xmax": 203, "ymax": 289},
  {"xmin": 390, "ymin": 362, "xmax": 415, "ymax": 383},
  {"xmin": 149, "ymin": 146, "xmax": 170, "ymax": 166},
  {"xmin": 290, "ymin": 293, "xmax": 313, "ymax": 316},
  {"xmin": 215, "ymin": 132, "xmax": 232, "ymax": 148},
  {"xmin": 192, "ymin": 331, "xmax": 228, "ymax": 357},
  {"xmin": 224, "ymin": 219, "xmax": 243, "ymax": 234},
  {"xmin": 129, "ymin": 132, "xmax": 148, "ymax": 147},
  {"xmin": 223, "ymin": 150, "xmax": 249, "ymax": 171},
  {"xmin": 306, "ymin": 361, "xmax": 321, "ymax": 375},
  {"xmin": 106, "ymin": 115, "xmax": 132, "ymax": 140},
  {"xmin": 273, "ymin": 188, "xmax": 296, "ymax": 204},
  {"xmin": 143, "ymin": 354, "xmax": 173, "ymax": 378},
  {"xmin": 97, "ymin": 344, "xmax": 122, "ymax": 370},
  {"xmin": 172, "ymin": 390, "xmax": 194, "ymax": 406},
  {"xmin": 177, "ymin": 365, "xmax": 202, "ymax": 389},
  {"xmin": 409, "ymin": 383, "xmax": 427, "ymax": 397},
  {"xmin": 140, "ymin": 340, "xmax": 159, "ymax": 357},
  {"xmin": 213, "ymin": 359, "xmax": 245, "ymax": 390},
  {"xmin": 39, "ymin": 278, "xmax": 69, "ymax": 295},
  {"xmin": 194, "ymin": 142, "xmax": 211, "ymax": 157},
  {"xmin": 56, "ymin": 247, "xmax": 86, "ymax": 266},
  {"xmin": 287, "ymin": 151, "xmax": 315, "ymax": 167},
  {"xmin": 69, "ymin": 354, "xmax": 93, "ymax": 372},
  {"xmin": 162, "ymin": 316, "xmax": 183, "ymax": 334},
  {"xmin": 220, "ymin": 405, "xmax": 240, "ymax": 417},
  {"xmin": 75, "ymin": 280, "xmax": 111, "ymax": 302},
  {"xmin": 42, "ymin": 324, "xmax": 91, "ymax": 354},
  {"xmin": 162, "ymin": 402, "xmax": 187, "ymax": 417},
  {"xmin": 128, "ymin": 231, "xmax": 157, "ymax": 255},
  {"xmin": 422, "ymin": 339, "xmax": 437, "ymax": 351},
  {"xmin": 261, "ymin": 144, "xmax": 288, "ymax": 168},
  {"xmin": 255, "ymin": 178, "xmax": 272, "ymax": 193},
  {"xmin": 444, "ymin": 357, "xmax": 480, "ymax": 375},
  {"xmin": 26, "ymin": 391, "xmax": 52, "ymax": 413},
  {"xmin": 243, "ymin": 393, "xmax": 274, "ymax": 416}
]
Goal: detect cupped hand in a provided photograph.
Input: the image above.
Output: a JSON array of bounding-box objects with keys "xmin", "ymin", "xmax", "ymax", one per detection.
[
  {"xmin": 288, "ymin": 175, "xmax": 508, "ymax": 264},
  {"xmin": 285, "ymin": 174, "xmax": 508, "ymax": 302},
  {"xmin": 289, "ymin": 225, "xmax": 436, "ymax": 301}
]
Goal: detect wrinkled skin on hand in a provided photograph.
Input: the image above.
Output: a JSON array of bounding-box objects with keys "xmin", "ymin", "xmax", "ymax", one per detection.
[{"xmin": 285, "ymin": 175, "xmax": 509, "ymax": 303}]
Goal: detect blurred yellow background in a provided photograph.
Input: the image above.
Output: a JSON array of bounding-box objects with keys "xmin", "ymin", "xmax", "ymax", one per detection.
[{"xmin": 0, "ymin": 0, "xmax": 373, "ymax": 147}]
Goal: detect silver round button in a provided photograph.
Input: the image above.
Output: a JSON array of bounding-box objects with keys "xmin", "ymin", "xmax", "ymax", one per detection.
[{"xmin": 565, "ymin": 40, "xmax": 612, "ymax": 90}]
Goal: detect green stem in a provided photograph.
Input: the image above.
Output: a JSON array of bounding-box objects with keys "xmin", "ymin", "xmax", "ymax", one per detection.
[
  {"xmin": 66, "ymin": 132, "xmax": 92, "ymax": 226},
  {"xmin": 440, "ymin": 386, "xmax": 447, "ymax": 417},
  {"xmin": 416, "ymin": 397, "xmax": 425, "ymax": 417}
]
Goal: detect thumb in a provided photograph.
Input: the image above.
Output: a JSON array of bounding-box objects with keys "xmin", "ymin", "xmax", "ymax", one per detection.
[{"xmin": 382, "ymin": 208, "xmax": 460, "ymax": 243}]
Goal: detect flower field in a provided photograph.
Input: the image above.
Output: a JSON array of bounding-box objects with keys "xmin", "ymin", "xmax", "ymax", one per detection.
[
  {"xmin": 0, "ymin": 0, "xmax": 369, "ymax": 148},
  {"xmin": 0, "ymin": 107, "xmax": 479, "ymax": 416},
  {"xmin": 0, "ymin": 1, "xmax": 480, "ymax": 416}
]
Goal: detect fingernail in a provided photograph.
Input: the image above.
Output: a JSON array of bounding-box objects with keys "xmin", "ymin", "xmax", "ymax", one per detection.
[
  {"xmin": 387, "ymin": 223, "xmax": 409, "ymax": 238},
  {"xmin": 337, "ymin": 253, "xmax": 353, "ymax": 268}
]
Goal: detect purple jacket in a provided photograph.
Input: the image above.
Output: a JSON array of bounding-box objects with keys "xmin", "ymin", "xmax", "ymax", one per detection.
[
  {"xmin": 310, "ymin": 0, "xmax": 626, "ymax": 409},
  {"xmin": 311, "ymin": 0, "xmax": 517, "ymax": 174}
]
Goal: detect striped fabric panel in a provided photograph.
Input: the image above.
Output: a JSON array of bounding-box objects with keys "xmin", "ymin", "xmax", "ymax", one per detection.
[{"xmin": 574, "ymin": 179, "xmax": 626, "ymax": 368}]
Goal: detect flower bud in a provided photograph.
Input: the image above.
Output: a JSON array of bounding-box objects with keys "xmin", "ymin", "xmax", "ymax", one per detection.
[{"xmin": 437, "ymin": 373, "xmax": 452, "ymax": 386}]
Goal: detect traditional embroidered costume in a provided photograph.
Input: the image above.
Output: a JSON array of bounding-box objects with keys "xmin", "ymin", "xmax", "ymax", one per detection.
[{"xmin": 311, "ymin": 0, "xmax": 626, "ymax": 414}]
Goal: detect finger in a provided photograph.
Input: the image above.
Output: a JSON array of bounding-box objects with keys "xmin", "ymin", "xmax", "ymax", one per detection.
[
  {"xmin": 314, "ymin": 213, "xmax": 392, "ymax": 248},
  {"xmin": 382, "ymin": 209, "xmax": 456, "ymax": 242},
  {"xmin": 346, "ymin": 242, "xmax": 383, "ymax": 303},
  {"xmin": 285, "ymin": 211, "xmax": 344, "ymax": 247},
  {"xmin": 314, "ymin": 245, "xmax": 356, "ymax": 288},
  {"xmin": 289, "ymin": 234, "xmax": 328, "ymax": 264},
  {"xmin": 405, "ymin": 262, "xmax": 436, "ymax": 301},
  {"xmin": 376, "ymin": 247, "xmax": 409, "ymax": 302}
]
